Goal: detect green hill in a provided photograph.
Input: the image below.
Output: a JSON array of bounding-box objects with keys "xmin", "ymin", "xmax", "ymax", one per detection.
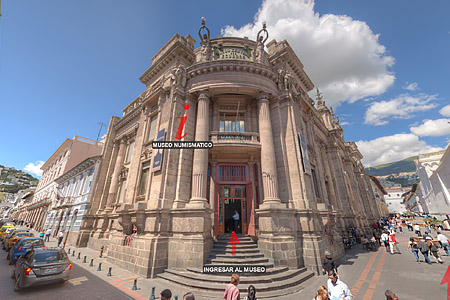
[{"xmin": 365, "ymin": 156, "xmax": 418, "ymax": 176}]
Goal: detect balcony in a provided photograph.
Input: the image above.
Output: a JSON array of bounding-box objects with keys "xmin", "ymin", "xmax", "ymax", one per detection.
[{"xmin": 210, "ymin": 131, "xmax": 260, "ymax": 144}]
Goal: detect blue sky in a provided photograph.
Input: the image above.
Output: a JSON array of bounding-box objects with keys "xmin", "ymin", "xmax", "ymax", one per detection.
[{"xmin": 0, "ymin": 0, "xmax": 449, "ymax": 177}]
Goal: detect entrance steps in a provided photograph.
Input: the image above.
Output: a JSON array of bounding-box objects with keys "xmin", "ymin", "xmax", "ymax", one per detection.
[{"xmin": 157, "ymin": 234, "xmax": 314, "ymax": 298}]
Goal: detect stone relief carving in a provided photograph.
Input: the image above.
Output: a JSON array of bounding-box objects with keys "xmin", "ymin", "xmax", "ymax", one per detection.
[
  {"xmin": 169, "ymin": 65, "xmax": 187, "ymax": 88},
  {"xmin": 141, "ymin": 147, "xmax": 152, "ymax": 160},
  {"xmin": 118, "ymin": 166, "xmax": 128, "ymax": 182},
  {"xmin": 255, "ymin": 22, "xmax": 269, "ymax": 65},
  {"xmin": 198, "ymin": 17, "xmax": 212, "ymax": 62}
]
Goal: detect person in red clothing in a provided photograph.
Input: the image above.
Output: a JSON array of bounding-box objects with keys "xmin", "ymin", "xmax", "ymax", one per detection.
[
  {"xmin": 389, "ymin": 231, "xmax": 401, "ymax": 254},
  {"xmin": 223, "ymin": 274, "xmax": 240, "ymax": 300}
]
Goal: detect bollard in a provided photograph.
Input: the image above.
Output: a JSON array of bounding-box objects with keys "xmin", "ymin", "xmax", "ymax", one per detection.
[
  {"xmin": 89, "ymin": 258, "xmax": 94, "ymax": 267},
  {"xmin": 149, "ymin": 286, "xmax": 155, "ymax": 300},
  {"xmin": 107, "ymin": 267, "xmax": 112, "ymax": 277},
  {"xmin": 82, "ymin": 256, "xmax": 87, "ymax": 263},
  {"xmin": 77, "ymin": 252, "xmax": 81, "ymax": 259},
  {"xmin": 72, "ymin": 251, "xmax": 75, "ymax": 257},
  {"xmin": 174, "ymin": 295, "xmax": 178, "ymax": 300},
  {"xmin": 131, "ymin": 278, "xmax": 138, "ymax": 291},
  {"xmin": 100, "ymin": 245, "xmax": 104, "ymax": 258},
  {"xmin": 68, "ymin": 249, "xmax": 71, "ymax": 254},
  {"xmin": 97, "ymin": 262, "xmax": 102, "ymax": 271}
]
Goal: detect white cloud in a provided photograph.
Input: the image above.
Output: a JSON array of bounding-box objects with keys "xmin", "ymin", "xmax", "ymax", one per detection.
[
  {"xmin": 222, "ymin": 0, "xmax": 395, "ymax": 107},
  {"xmin": 356, "ymin": 133, "xmax": 443, "ymax": 167},
  {"xmin": 410, "ymin": 118, "xmax": 450, "ymax": 137},
  {"xmin": 403, "ymin": 82, "xmax": 419, "ymax": 91},
  {"xmin": 340, "ymin": 121, "xmax": 351, "ymax": 126},
  {"xmin": 24, "ymin": 161, "xmax": 44, "ymax": 177},
  {"xmin": 440, "ymin": 104, "xmax": 450, "ymax": 117},
  {"xmin": 364, "ymin": 93, "xmax": 438, "ymax": 126}
]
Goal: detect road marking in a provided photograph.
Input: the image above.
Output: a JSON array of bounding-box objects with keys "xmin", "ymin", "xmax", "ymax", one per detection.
[
  {"xmin": 68, "ymin": 276, "xmax": 88, "ymax": 286},
  {"xmin": 362, "ymin": 250, "xmax": 387, "ymax": 300},
  {"xmin": 112, "ymin": 283, "xmax": 148, "ymax": 300},
  {"xmin": 350, "ymin": 248, "xmax": 380, "ymax": 297},
  {"xmin": 108, "ymin": 276, "xmax": 137, "ymax": 284}
]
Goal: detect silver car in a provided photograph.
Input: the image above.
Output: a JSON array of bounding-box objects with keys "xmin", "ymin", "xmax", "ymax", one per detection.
[{"xmin": 12, "ymin": 247, "xmax": 71, "ymax": 291}]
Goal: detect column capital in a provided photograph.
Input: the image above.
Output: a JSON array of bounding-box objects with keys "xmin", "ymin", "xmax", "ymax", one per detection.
[
  {"xmin": 198, "ymin": 90, "xmax": 211, "ymax": 102},
  {"xmin": 257, "ymin": 92, "xmax": 270, "ymax": 102}
]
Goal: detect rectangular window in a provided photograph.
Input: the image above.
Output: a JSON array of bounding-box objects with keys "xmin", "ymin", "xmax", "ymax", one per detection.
[
  {"xmin": 219, "ymin": 113, "xmax": 245, "ymax": 132},
  {"xmin": 138, "ymin": 162, "xmax": 150, "ymax": 196},
  {"xmin": 311, "ymin": 169, "xmax": 320, "ymax": 199},
  {"xmin": 75, "ymin": 175, "xmax": 84, "ymax": 196},
  {"xmin": 124, "ymin": 141, "xmax": 134, "ymax": 164},
  {"xmin": 82, "ymin": 171, "xmax": 93, "ymax": 194},
  {"xmin": 147, "ymin": 115, "xmax": 158, "ymax": 142}
]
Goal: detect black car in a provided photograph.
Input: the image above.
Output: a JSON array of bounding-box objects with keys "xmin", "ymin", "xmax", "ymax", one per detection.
[{"xmin": 12, "ymin": 247, "xmax": 72, "ymax": 291}]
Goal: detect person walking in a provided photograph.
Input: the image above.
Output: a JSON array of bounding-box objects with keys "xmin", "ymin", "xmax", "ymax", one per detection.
[
  {"xmin": 397, "ymin": 222, "xmax": 403, "ymax": 233},
  {"xmin": 385, "ymin": 290, "xmax": 399, "ymax": 300},
  {"xmin": 45, "ymin": 228, "xmax": 52, "ymax": 242},
  {"xmin": 414, "ymin": 224, "xmax": 421, "ymax": 236},
  {"xmin": 312, "ymin": 286, "xmax": 328, "ymax": 300},
  {"xmin": 408, "ymin": 238, "xmax": 421, "ymax": 264},
  {"xmin": 389, "ymin": 232, "xmax": 401, "ymax": 254},
  {"xmin": 437, "ymin": 231, "xmax": 450, "ymax": 256},
  {"xmin": 381, "ymin": 231, "xmax": 390, "ymax": 252},
  {"xmin": 223, "ymin": 274, "xmax": 240, "ymax": 300},
  {"xmin": 427, "ymin": 237, "xmax": 443, "ymax": 264},
  {"xmin": 161, "ymin": 289, "xmax": 172, "ymax": 300},
  {"xmin": 243, "ymin": 285, "xmax": 257, "ymax": 300},
  {"xmin": 417, "ymin": 238, "xmax": 432, "ymax": 264},
  {"xmin": 57, "ymin": 230, "xmax": 65, "ymax": 247},
  {"xmin": 232, "ymin": 211, "xmax": 240, "ymax": 234},
  {"xmin": 374, "ymin": 230, "xmax": 381, "ymax": 248},
  {"xmin": 322, "ymin": 250, "xmax": 337, "ymax": 275},
  {"xmin": 327, "ymin": 271, "xmax": 353, "ymax": 300},
  {"xmin": 183, "ymin": 292, "xmax": 195, "ymax": 300}
]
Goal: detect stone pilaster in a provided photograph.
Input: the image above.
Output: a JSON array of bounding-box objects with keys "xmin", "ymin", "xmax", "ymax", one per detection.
[
  {"xmin": 187, "ymin": 91, "xmax": 210, "ymax": 209},
  {"xmin": 106, "ymin": 139, "xmax": 126, "ymax": 209}
]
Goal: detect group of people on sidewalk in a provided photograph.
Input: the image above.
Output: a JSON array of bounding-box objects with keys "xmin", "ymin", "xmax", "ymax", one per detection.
[{"xmin": 407, "ymin": 231, "xmax": 448, "ymax": 264}]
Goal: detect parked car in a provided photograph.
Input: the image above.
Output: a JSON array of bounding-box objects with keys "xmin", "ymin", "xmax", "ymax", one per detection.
[
  {"xmin": 3, "ymin": 229, "xmax": 30, "ymax": 250},
  {"xmin": 1, "ymin": 226, "xmax": 15, "ymax": 241},
  {"xmin": 8, "ymin": 238, "xmax": 45, "ymax": 263},
  {"xmin": 5, "ymin": 232, "xmax": 34, "ymax": 252},
  {"xmin": 0, "ymin": 219, "xmax": 14, "ymax": 227},
  {"xmin": 12, "ymin": 247, "xmax": 71, "ymax": 291}
]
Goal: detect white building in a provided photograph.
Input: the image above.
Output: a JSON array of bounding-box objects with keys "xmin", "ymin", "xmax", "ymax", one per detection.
[
  {"xmin": 416, "ymin": 146, "xmax": 450, "ymax": 220},
  {"xmin": 384, "ymin": 186, "xmax": 407, "ymax": 214}
]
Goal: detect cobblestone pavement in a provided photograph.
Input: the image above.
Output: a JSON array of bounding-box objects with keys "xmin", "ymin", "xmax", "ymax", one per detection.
[{"xmin": 18, "ymin": 226, "xmax": 449, "ymax": 299}]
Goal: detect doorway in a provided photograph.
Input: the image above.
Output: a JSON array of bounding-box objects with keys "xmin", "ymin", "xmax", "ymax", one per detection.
[{"xmin": 219, "ymin": 185, "xmax": 247, "ymax": 234}]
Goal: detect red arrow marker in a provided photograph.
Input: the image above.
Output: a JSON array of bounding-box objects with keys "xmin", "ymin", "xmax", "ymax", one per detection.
[
  {"xmin": 441, "ymin": 263, "xmax": 450, "ymax": 300},
  {"xmin": 228, "ymin": 231, "xmax": 240, "ymax": 256}
]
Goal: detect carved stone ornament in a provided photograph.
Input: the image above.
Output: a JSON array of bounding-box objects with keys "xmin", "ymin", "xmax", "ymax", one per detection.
[
  {"xmin": 141, "ymin": 147, "xmax": 152, "ymax": 160},
  {"xmin": 316, "ymin": 88, "xmax": 325, "ymax": 108},
  {"xmin": 284, "ymin": 72, "xmax": 294, "ymax": 93},
  {"xmin": 277, "ymin": 69, "xmax": 286, "ymax": 91},
  {"xmin": 169, "ymin": 65, "xmax": 187, "ymax": 88},
  {"xmin": 198, "ymin": 17, "xmax": 212, "ymax": 62},
  {"xmin": 255, "ymin": 21, "xmax": 269, "ymax": 65},
  {"xmin": 118, "ymin": 166, "xmax": 129, "ymax": 182}
]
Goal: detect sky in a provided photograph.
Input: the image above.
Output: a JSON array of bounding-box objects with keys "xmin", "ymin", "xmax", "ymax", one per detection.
[{"xmin": 0, "ymin": 0, "xmax": 449, "ymax": 178}]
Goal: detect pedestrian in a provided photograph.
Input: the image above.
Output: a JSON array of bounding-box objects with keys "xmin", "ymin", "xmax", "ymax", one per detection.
[
  {"xmin": 381, "ymin": 231, "xmax": 390, "ymax": 252},
  {"xmin": 322, "ymin": 250, "xmax": 337, "ymax": 275},
  {"xmin": 327, "ymin": 271, "xmax": 353, "ymax": 300},
  {"xmin": 57, "ymin": 230, "xmax": 65, "ymax": 247},
  {"xmin": 422, "ymin": 231, "xmax": 431, "ymax": 240},
  {"xmin": 408, "ymin": 238, "xmax": 420, "ymax": 264},
  {"xmin": 161, "ymin": 289, "xmax": 172, "ymax": 300},
  {"xmin": 223, "ymin": 274, "xmax": 240, "ymax": 300},
  {"xmin": 427, "ymin": 237, "xmax": 443, "ymax": 264},
  {"xmin": 312, "ymin": 285, "xmax": 328, "ymax": 300},
  {"xmin": 374, "ymin": 230, "xmax": 381, "ymax": 248},
  {"xmin": 437, "ymin": 231, "xmax": 450, "ymax": 256},
  {"xmin": 425, "ymin": 222, "xmax": 431, "ymax": 233},
  {"xmin": 414, "ymin": 224, "xmax": 421, "ymax": 236},
  {"xmin": 183, "ymin": 292, "xmax": 195, "ymax": 300},
  {"xmin": 385, "ymin": 290, "xmax": 399, "ymax": 300},
  {"xmin": 389, "ymin": 232, "xmax": 401, "ymax": 254},
  {"xmin": 397, "ymin": 222, "xmax": 403, "ymax": 233},
  {"xmin": 244, "ymin": 285, "xmax": 257, "ymax": 300},
  {"xmin": 45, "ymin": 228, "xmax": 52, "ymax": 242},
  {"xmin": 39, "ymin": 231, "xmax": 45, "ymax": 239},
  {"xmin": 232, "ymin": 210, "xmax": 240, "ymax": 234},
  {"xmin": 417, "ymin": 238, "xmax": 432, "ymax": 264}
]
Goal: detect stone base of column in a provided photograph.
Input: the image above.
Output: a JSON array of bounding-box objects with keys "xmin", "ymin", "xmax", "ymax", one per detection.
[
  {"xmin": 185, "ymin": 197, "xmax": 211, "ymax": 209},
  {"xmin": 168, "ymin": 208, "xmax": 214, "ymax": 270},
  {"xmin": 301, "ymin": 233, "xmax": 326, "ymax": 275},
  {"xmin": 258, "ymin": 198, "xmax": 287, "ymax": 210},
  {"xmin": 256, "ymin": 207, "xmax": 303, "ymax": 269},
  {"xmin": 172, "ymin": 199, "xmax": 188, "ymax": 209}
]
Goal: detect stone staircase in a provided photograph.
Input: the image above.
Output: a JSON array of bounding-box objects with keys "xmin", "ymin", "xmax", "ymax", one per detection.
[{"xmin": 158, "ymin": 234, "xmax": 314, "ymax": 298}]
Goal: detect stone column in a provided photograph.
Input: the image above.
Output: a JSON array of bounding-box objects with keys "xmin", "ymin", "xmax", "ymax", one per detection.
[
  {"xmin": 106, "ymin": 138, "xmax": 126, "ymax": 209},
  {"xmin": 245, "ymin": 104, "xmax": 252, "ymax": 132},
  {"xmin": 257, "ymin": 93, "xmax": 283, "ymax": 208},
  {"xmin": 187, "ymin": 91, "xmax": 211, "ymax": 209}
]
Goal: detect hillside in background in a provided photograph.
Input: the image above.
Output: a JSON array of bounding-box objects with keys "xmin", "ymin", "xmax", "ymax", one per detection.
[
  {"xmin": 0, "ymin": 164, "xmax": 39, "ymax": 193},
  {"xmin": 365, "ymin": 156, "xmax": 418, "ymax": 177}
]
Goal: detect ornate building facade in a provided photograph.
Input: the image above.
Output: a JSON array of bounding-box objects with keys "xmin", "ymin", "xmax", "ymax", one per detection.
[{"xmin": 82, "ymin": 21, "xmax": 380, "ymax": 291}]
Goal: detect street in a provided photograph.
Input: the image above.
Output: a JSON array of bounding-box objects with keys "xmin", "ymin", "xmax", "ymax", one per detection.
[{"xmin": 0, "ymin": 243, "xmax": 134, "ymax": 300}]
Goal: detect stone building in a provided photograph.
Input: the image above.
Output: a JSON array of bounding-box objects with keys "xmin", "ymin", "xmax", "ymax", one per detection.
[
  {"xmin": 384, "ymin": 186, "xmax": 407, "ymax": 214},
  {"xmin": 20, "ymin": 136, "xmax": 103, "ymax": 231},
  {"xmin": 82, "ymin": 20, "xmax": 379, "ymax": 295},
  {"xmin": 368, "ymin": 176, "xmax": 389, "ymax": 217},
  {"xmin": 44, "ymin": 155, "xmax": 102, "ymax": 246}
]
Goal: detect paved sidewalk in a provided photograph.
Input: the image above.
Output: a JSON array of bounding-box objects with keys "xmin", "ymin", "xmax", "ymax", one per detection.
[{"xmin": 28, "ymin": 227, "xmax": 449, "ymax": 300}]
